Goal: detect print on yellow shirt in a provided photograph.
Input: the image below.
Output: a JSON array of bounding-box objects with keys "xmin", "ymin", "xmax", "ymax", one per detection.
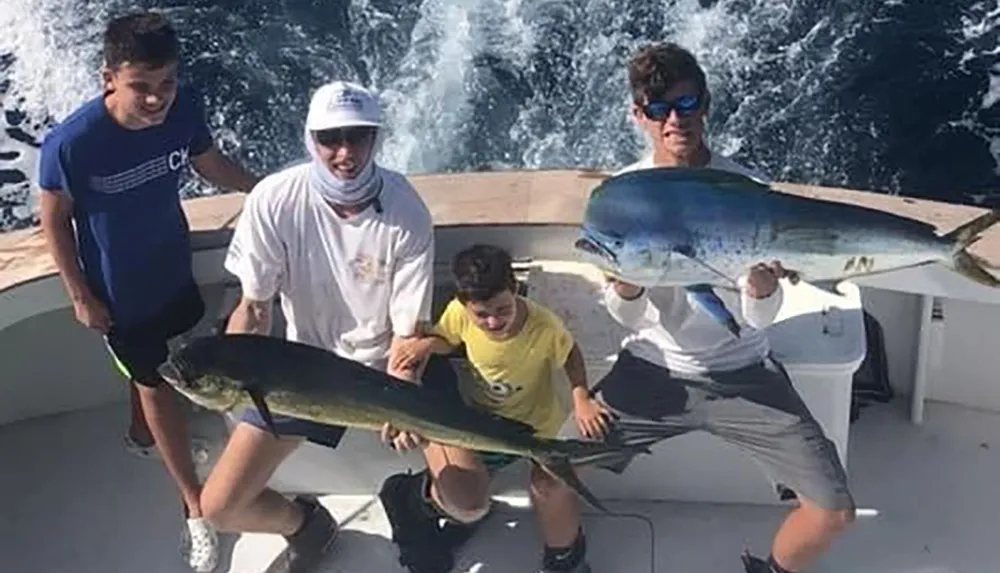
[{"xmin": 432, "ymin": 296, "xmax": 575, "ymax": 438}]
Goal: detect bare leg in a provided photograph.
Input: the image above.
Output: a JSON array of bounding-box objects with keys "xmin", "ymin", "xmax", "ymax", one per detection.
[
  {"xmin": 199, "ymin": 422, "xmax": 305, "ymax": 534},
  {"xmin": 390, "ymin": 352, "xmax": 492, "ymax": 521},
  {"xmin": 136, "ymin": 383, "xmax": 203, "ymax": 516},
  {"xmin": 770, "ymin": 496, "xmax": 854, "ymax": 571},
  {"xmin": 128, "ymin": 381, "xmax": 153, "ymax": 445},
  {"xmin": 422, "ymin": 442, "xmax": 492, "ymax": 523},
  {"xmin": 529, "ymin": 462, "xmax": 581, "ymax": 549}
]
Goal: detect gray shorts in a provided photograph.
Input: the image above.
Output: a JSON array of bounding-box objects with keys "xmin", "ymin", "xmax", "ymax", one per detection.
[{"xmin": 594, "ymin": 350, "xmax": 855, "ymax": 511}]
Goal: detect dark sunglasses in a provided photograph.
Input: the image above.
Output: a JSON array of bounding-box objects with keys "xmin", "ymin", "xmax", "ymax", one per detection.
[
  {"xmin": 641, "ymin": 94, "xmax": 701, "ymax": 121},
  {"xmin": 313, "ymin": 126, "xmax": 377, "ymax": 147}
]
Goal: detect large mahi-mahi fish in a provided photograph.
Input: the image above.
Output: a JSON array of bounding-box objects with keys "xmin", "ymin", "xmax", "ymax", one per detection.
[{"xmin": 159, "ymin": 334, "xmax": 657, "ymax": 513}]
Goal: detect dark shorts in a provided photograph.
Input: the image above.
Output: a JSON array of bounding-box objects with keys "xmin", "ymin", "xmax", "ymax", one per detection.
[
  {"xmin": 594, "ymin": 350, "xmax": 856, "ymax": 511},
  {"xmin": 478, "ymin": 451, "xmax": 524, "ymax": 473},
  {"xmin": 238, "ymin": 406, "xmax": 348, "ymax": 449},
  {"xmin": 104, "ymin": 283, "xmax": 205, "ymax": 387}
]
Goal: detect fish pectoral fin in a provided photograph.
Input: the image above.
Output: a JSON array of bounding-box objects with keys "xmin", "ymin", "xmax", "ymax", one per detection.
[
  {"xmin": 246, "ymin": 388, "xmax": 279, "ymax": 439},
  {"xmin": 686, "ymin": 284, "xmax": 741, "ymax": 338}
]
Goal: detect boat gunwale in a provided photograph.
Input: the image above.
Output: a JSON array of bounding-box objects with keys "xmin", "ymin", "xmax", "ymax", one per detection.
[{"xmin": 1, "ymin": 168, "xmax": 998, "ymax": 296}]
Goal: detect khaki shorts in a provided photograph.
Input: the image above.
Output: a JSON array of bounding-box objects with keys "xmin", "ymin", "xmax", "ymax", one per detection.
[{"xmin": 592, "ymin": 350, "xmax": 856, "ymax": 511}]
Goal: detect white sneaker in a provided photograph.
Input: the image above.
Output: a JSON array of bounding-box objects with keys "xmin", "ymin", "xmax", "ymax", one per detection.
[
  {"xmin": 123, "ymin": 435, "xmax": 211, "ymax": 466},
  {"xmin": 180, "ymin": 517, "xmax": 219, "ymax": 573},
  {"xmin": 123, "ymin": 434, "xmax": 157, "ymax": 458}
]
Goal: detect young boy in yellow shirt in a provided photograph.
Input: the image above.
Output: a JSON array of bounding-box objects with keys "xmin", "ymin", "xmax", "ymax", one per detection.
[{"xmin": 378, "ymin": 243, "xmax": 611, "ymax": 573}]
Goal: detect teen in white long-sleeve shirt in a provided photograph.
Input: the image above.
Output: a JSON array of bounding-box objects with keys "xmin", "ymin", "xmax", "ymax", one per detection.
[{"xmin": 592, "ymin": 42, "xmax": 856, "ymax": 573}]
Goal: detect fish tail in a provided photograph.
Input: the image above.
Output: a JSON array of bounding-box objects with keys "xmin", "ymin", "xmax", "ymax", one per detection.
[
  {"xmin": 533, "ymin": 436, "xmax": 661, "ymax": 512},
  {"xmin": 942, "ymin": 208, "xmax": 1000, "ymax": 249},
  {"xmin": 941, "ymin": 209, "xmax": 1000, "ymax": 288},
  {"xmin": 952, "ymin": 250, "xmax": 1000, "ymax": 288},
  {"xmin": 536, "ymin": 454, "xmax": 609, "ymax": 513},
  {"xmin": 546, "ymin": 435, "xmax": 660, "ymax": 463}
]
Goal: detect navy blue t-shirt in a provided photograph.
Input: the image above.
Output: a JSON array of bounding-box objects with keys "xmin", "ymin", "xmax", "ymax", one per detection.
[{"xmin": 38, "ymin": 86, "xmax": 214, "ymax": 329}]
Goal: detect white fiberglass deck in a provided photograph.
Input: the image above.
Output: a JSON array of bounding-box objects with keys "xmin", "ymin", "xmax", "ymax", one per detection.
[{"xmin": 1, "ymin": 397, "xmax": 995, "ymax": 573}]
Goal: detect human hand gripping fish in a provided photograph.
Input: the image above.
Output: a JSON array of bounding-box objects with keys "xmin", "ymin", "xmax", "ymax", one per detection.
[
  {"xmin": 380, "ymin": 335, "xmax": 432, "ymax": 451},
  {"xmin": 607, "ymin": 261, "xmax": 797, "ymax": 338},
  {"xmin": 686, "ymin": 260, "xmax": 796, "ymax": 338}
]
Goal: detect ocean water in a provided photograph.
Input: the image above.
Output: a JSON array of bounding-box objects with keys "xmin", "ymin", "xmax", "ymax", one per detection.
[{"xmin": 1, "ymin": 0, "xmax": 999, "ymax": 232}]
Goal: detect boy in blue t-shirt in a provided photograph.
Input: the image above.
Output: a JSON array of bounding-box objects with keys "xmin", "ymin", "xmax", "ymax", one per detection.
[{"xmin": 37, "ymin": 11, "xmax": 258, "ymax": 573}]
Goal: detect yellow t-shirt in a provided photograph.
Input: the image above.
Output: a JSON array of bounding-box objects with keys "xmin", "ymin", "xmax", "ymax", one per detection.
[{"xmin": 431, "ymin": 296, "xmax": 574, "ymax": 438}]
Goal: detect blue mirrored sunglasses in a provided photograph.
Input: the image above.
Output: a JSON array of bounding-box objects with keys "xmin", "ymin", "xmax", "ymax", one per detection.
[{"xmin": 642, "ymin": 94, "xmax": 701, "ymax": 121}]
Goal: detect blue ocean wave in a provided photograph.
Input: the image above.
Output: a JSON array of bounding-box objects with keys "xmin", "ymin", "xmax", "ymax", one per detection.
[{"xmin": 1, "ymin": 0, "xmax": 998, "ymax": 232}]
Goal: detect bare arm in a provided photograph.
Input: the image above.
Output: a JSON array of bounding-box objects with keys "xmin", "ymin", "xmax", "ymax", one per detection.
[
  {"xmin": 564, "ymin": 340, "xmax": 612, "ymax": 439},
  {"xmin": 382, "ymin": 329, "xmax": 436, "ymax": 450},
  {"xmin": 38, "ymin": 189, "xmax": 93, "ymax": 304},
  {"xmin": 564, "ymin": 343, "xmax": 590, "ymax": 402},
  {"xmin": 420, "ymin": 334, "xmax": 456, "ymax": 356},
  {"xmin": 224, "ymin": 296, "xmax": 272, "ymax": 335},
  {"xmin": 191, "ymin": 147, "xmax": 260, "ymax": 194},
  {"xmin": 386, "ymin": 326, "xmax": 432, "ymax": 382}
]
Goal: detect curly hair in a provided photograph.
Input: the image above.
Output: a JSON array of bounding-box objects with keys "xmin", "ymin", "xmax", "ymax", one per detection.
[
  {"xmin": 627, "ymin": 41, "xmax": 708, "ymax": 104},
  {"xmin": 451, "ymin": 244, "xmax": 518, "ymax": 304}
]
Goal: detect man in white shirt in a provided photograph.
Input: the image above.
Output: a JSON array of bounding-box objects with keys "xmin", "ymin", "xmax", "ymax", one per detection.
[
  {"xmin": 593, "ymin": 42, "xmax": 856, "ymax": 573},
  {"xmin": 195, "ymin": 80, "xmax": 435, "ymax": 573}
]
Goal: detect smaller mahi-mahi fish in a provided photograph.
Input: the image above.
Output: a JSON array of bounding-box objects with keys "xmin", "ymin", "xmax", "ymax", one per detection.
[
  {"xmin": 158, "ymin": 333, "xmax": 659, "ymax": 513},
  {"xmin": 576, "ymin": 167, "xmax": 1000, "ymax": 335}
]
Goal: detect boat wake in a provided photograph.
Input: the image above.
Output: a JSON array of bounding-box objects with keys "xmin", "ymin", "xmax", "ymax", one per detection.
[{"xmin": 1, "ymin": 0, "xmax": 1000, "ymax": 232}]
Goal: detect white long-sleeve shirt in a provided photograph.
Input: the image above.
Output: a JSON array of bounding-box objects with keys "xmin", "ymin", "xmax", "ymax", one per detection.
[{"xmin": 603, "ymin": 151, "xmax": 783, "ymax": 375}]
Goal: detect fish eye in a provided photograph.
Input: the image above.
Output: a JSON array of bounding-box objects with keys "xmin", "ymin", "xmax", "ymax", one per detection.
[
  {"xmin": 575, "ymin": 238, "xmax": 602, "ymax": 256},
  {"xmin": 573, "ymin": 239, "xmax": 598, "ymax": 255},
  {"xmin": 574, "ymin": 237, "xmax": 618, "ymax": 263}
]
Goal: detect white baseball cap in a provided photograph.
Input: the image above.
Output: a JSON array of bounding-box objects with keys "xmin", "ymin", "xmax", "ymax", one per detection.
[{"xmin": 305, "ymin": 81, "xmax": 382, "ymax": 131}]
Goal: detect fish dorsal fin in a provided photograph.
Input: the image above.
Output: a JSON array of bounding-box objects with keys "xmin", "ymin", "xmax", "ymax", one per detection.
[{"xmin": 607, "ymin": 166, "xmax": 772, "ymax": 195}]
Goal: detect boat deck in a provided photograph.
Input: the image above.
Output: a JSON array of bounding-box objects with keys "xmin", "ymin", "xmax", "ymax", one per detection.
[{"xmin": 1, "ymin": 395, "xmax": 995, "ymax": 573}]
